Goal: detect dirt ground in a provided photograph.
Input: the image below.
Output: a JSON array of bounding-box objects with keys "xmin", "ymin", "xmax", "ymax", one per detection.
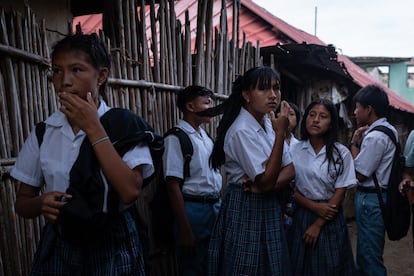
[{"xmin": 347, "ymin": 220, "xmax": 414, "ymax": 275}]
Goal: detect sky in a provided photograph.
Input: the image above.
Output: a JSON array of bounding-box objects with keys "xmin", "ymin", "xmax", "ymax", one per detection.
[{"xmin": 253, "ymin": 0, "xmax": 414, "ymax": 57}]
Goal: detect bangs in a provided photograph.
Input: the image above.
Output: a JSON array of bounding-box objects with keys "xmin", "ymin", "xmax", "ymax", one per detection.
[
  {"xmin": 255, "ymin": 76, "xmax": 280, "ymax": 90},
  {"xmin": 245, "ymin": 67, "xmax": 280, "ymax": 91}
]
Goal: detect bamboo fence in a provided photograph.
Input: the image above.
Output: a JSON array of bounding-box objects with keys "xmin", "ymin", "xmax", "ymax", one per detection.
[{"xmin": 0, "ymin": 0, "xmax": 270, "ymax": 275}]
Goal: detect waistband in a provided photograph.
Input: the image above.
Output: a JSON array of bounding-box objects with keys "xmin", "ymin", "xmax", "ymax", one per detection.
[
  {"xmin": 357, "ymin": 186, "xmax": 387, "ymax": 193},
  {"xmin": 182, "ymin": 193, "xmax": 220, "ymax": 204}
]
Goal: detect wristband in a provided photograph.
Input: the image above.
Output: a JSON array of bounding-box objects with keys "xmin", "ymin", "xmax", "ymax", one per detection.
[{"xmin": 91, "ymin": 136, "xmax": 110, "ymax": 147}]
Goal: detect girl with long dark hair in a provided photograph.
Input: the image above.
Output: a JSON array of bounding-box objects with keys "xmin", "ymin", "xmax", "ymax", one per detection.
[
  {"xmin": 208, "ymin": 66, "xmax": 294, "ymax": 275},
  {"xmin": 289, "ymin": 98, "xmax": 356, "ymax": 275}
]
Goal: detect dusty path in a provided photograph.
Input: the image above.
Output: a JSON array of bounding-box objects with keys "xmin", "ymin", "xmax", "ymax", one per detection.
[{"xmin": 347, "ymin": 220, "xmax": 414, "ymax": 275}]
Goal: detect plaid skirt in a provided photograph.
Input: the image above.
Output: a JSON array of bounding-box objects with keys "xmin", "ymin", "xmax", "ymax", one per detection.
[
  {"xmin": 31, "ymin": 210, "xmax": 145, "ymax": 275},
  {"xmin": 289, "ymin": 205, "xmax": 356, "ymax": 276},
  {"xmin": 208, "ymin": 183, "xmax": 291, "ymax": 276}
]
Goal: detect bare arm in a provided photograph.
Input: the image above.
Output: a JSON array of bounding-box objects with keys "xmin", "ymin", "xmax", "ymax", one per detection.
[
  {"xmin": 15, "ymin": 183, "xmax": 71, "ymax": 222},
  {"xmin": 166, "ymin": 176, "xmax": 195, "ymax": 249},
  {"xmin": 253, "ymin": 102, "xmax": 290, "ymax": 192},
  {"xmin": 350, "ymin": 125, "xmax": 369, "ymax": 182},
  {"xmin": 275, "ymin": 163, "xmax": 295, "ymax": 189},
  {"xmin": 399, "ymin": 167, "xmax": 414, "ymax": 192},
  {"xmin": 295, "ymin": 188, "xmax": 346, "ymax": 247}
]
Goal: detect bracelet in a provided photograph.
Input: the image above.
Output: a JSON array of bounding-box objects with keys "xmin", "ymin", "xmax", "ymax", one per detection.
[
  {"xmin": 91, "ymin": 136, "xmax": 110, "ymax": 147},
  {"xmin": 350, "ymin": 142, "xmax": 360, "ymax": 149}
]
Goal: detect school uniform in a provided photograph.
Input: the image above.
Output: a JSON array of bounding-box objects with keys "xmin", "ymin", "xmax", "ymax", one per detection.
[
  {"xmin": 208, "ymin": 107, "xmax": 292, "ymax": 276},
  {"xmin": 282, "ymin": 134, "xmax": 300, "ymax": 236},
  {"xmin": 163, "ymin": 119, "xmax": 222, "ymax": 276},
  {"xmin": 289, "ymin": 134, "xmax": 300, "ymax": 148},
  {"xmin": 403, "ymin": 130, "xmax": 414, "ymax": 167},
  {"xmin": 289, "ymin": 140, "xmax": 356, "ymax": 275},
  {"xmin": 354, "ymin": 118, "xmax": 397, "ymax": 276},
  {"xmin": 11, "ymin": 101, "xmax": 153, "ymax": 275}
]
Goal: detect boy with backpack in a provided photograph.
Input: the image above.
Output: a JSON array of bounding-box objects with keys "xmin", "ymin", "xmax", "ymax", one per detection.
[
  {"xmin": 163, "ymin": 85, "xmax": 222, "ymax": 276},
  {"xmin": 350, "ymin": 85, "xmax": 399, "ymax": 276}
]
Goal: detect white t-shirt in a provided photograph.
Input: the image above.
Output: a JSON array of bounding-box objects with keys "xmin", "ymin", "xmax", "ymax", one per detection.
[
  {"xmin": 224, "ymin": 107, "xmax": 292, "ymax": 184},
  {"xmin": 11, "ymin": 101, "xmax": 154, "ymax": 193}
]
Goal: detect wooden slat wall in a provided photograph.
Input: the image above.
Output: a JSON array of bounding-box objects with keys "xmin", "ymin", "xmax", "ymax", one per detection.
[{"xmin": 0, "ymin": 1, "xmax": 266, "ymax": 275}]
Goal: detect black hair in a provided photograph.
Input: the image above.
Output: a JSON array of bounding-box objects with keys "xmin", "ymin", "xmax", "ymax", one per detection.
[
  {"xmin": 210, "ymin": 66, "xmax": 281, "ymax": 169},
  {"xmin": 353, "ymin": 84, "xmax": 389, "ymax": 118},
  {"xmin": 177, "ymin": 85, "xmax": 215, "ymax": 113},
  {"xmin": 300, "ymin": 98, "xmax": 344, "ymax": 180},
  {"xmin": 51, "ymin": 33, "xmax": 111, "ymax": 102}
]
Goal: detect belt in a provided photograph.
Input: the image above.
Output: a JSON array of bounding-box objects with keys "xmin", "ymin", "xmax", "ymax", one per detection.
[
  {"xmin": 182, "ymin": 194, "xmax": 220, "ymax": 204},
  {"xmin": 357, "ymin": 186, "xmax": 387, "ymax": 193}
]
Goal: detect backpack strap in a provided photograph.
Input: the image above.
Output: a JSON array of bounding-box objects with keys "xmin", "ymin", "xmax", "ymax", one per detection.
[
  {"xmin": 35, "ymin": 121, "xmax": 46, "ymax": 147},
  {"xmin": 370, "ymin": 125, "xmax": 398, "ymax": 148},
  {"xmin": 164, "ymin": 127, "xmax": 193, "ymax": 178},
  {"xmin": 369, "ymin": 125, "xmax": 398, "ymax": 217}
]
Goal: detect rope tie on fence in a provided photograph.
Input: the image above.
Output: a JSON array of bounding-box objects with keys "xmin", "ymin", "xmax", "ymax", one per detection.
[
  {"xmin": 148, "ymin": 85, "xmax": 156, "ymax": 113},
  {"xmin": 0, "ymin": 166, "xmax": 10, "ymax": 180}
]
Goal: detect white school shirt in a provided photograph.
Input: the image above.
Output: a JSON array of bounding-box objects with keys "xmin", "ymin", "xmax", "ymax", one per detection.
[
  {"xmin": 354, "ymin": 118, "xmax": 397, "ymax": 189},
  {"xmin": 11, "ymin": 101, "xmax": 154, "ymax": 193},
  {"xmin": 404, "ymin": 130, "xmax": 414, "ymax": 167},
  {"xmin": 163, "ymin": 120, "xmax": 222, "ymax": 196},
  {"xmin": 290, "ymin": 140, "xmax": 357, "ymax": 200},
  {"xmin": 224, "ymin": 107, "xmax": 292, "ymax": 184},
  {"xmin": 288, "ymin": 134, "xmax": 300, "ymax": 149}
]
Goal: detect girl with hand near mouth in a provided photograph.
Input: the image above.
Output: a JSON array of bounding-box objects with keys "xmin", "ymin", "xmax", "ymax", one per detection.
[
  {"xmin": 11, "ymin": 33, "xmax": 152, "ymax": 275},
  {"xmin": 208, "ymin": 66, "xmax": 294, "ymax": 275}
]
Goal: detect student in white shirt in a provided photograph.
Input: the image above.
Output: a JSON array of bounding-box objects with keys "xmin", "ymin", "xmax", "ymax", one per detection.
[
  {"xmin": 207, "ymin": 66, "xmax": 294, "ymax": 275},
  {"xmin": 289, "ymin": 98, "xmax": 356, "ymax": 275},
  {"xmin": 350, "ymin": 85, "xmax": 397, "ymax": 276},
  {"xmin": 276, "ymin": 102, "xmax": 301, "ymax": 235},
  {"xmin": 11, "ymin": 33, "xmax": 152, "ymax": 275},
  {"xmin": 163, "ymin": 85, "xmax": 222, "ymax": 276}
]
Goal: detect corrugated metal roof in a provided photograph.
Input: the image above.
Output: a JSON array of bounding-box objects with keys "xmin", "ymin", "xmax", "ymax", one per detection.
[
  {"xmin": 240, "ymin": 0, "xmax": 414, "ymax": 113},
  {"xmin": 73, "ymin": 0, "xmax": 414, "ymax": 113},
  {"xmin": 338, "ymin": 55, "xmax": 414, "ymax": 112},
  {"xmin": 240, "ymin": 0, "xmax": 326, "ymax": 46}
]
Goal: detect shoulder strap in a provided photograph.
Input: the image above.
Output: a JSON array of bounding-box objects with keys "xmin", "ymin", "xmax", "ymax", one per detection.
[
  {"xmin": 35, "ymin": 122, "xmax": 46, "ymax": 147},
  {"xmin": 369, "ymin": 125, "xmax": 398, "ymax": 147},
  {"xmin": 164, "ymin": 127, "xmax": 193, "ymax": 178},
  {"xmin": 370, "ymin": 125, "xmax": 399, "ymax": 218}
]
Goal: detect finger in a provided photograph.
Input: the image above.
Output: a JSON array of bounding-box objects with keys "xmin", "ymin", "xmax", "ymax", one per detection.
[
  {"xmin": 269, "ymin": 110, "xmax": 275, "ymax": 120},
  {"xmin": 59, "ymin": 94, "xmax": 74, "ymax": 112},
  {"xmin": 86, "ymin": 92, "xmax": 94, "ymax": 105},
  {"xmin": 279, "ymin": 101, "xmax": 289, "ymax": 115},
  {"xmin": 311, "ymin": 238, "xmax": 317, "ymax": 248},
  {"xmin": 42, "ymin": 206, "xmax": 60, "ymax": 218}
]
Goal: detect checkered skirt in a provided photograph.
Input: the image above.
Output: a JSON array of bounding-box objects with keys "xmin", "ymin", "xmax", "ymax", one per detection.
[
  {"xmin": 289, "ymin": 205, "xmax": 356, "ymax": 276},
  {"xmin": 208, "ymin": 184, "xmax": 291, "ymax": 276},
  {"xmin": 31, "ymin": 210, "xmax": 145, "ymax": 275}
]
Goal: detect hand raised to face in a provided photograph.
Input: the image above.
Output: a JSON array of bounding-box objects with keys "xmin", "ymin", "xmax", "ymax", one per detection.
[{"xmin": 270, "ymin": 101, "xmax": 290, "ymax": 135}]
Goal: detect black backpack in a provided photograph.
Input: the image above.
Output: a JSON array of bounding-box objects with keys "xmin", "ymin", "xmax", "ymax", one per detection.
[
  {"xmin": 35, "ymin": 108, "xmax": 164, "ymax": 243},
  {"xmin": 370, "ymin": 125, "xmax": 411, "ymax": 241},
  {"xmin": 148, "ymin": 127, "xmax": 193, "ymax": 250}
]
